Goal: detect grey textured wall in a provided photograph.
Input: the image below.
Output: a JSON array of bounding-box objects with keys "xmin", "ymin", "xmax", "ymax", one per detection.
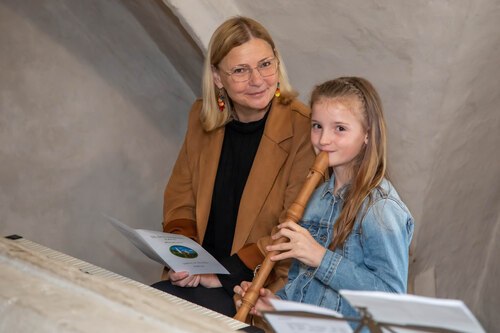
[{"xmin": 0, "ymin": 0, "xmax": 200, "ymax": 283}]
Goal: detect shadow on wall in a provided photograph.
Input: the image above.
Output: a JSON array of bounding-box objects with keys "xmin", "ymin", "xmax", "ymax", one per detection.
[
  {"xmin": 120, "ymin": 0, "xmax": 204, "ymax": 96},
  {"xmin": 63, "ymin": 152, "xmax": 167, "ymax": 283},
  {"xmin": 2, "ymin": 0, "xmax": 202, "ymax": 140}
]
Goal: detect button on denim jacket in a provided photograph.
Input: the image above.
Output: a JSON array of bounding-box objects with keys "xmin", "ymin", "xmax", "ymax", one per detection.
[{"xmin": 275, "ymin": 175, "xmax": 414, "ymax": 320}]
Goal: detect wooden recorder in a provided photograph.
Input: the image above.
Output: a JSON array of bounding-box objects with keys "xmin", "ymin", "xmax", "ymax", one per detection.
[{"xmin": 234, "ymin": 151, "xmax": 329, "ymax": 322}]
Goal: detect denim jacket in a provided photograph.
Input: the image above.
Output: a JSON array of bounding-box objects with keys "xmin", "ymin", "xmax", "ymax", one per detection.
[{"xmin": 275, "ymin": 175, "xmax": 414, "ymax": 321}]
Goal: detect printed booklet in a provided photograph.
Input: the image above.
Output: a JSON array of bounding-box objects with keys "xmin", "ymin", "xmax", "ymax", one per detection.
[{"xmin": 105, "ymin": 215, "xmax": 229, "ymax": 275}]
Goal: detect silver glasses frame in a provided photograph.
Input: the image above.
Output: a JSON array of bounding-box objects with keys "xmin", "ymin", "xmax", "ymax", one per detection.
[{"xmin": 221, "ymin": 57, "xmax": 279, "ymax": 83}]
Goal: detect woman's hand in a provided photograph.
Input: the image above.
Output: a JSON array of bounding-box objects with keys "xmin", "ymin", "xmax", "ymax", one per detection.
[
  {"xmin": 168, "ymin": 270, "xmax": 201, "ymax": 287},
  {"xmin": 234, "ymin": 281, "xmax": 276, "ymax": 317},
  {"xmin": 199, "ymin": 274, "xmax": 222, "ymax": 288},
  {"xmin": 266, "ymin": 221, "xmax": 326, "ymax": 267},
  {"xmin": 169, "ymin": 271, "xmax": 222, "ymax": 288}
]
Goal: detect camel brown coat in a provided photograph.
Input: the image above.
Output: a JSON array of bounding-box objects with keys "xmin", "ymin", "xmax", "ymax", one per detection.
[{"xmin": 163, "ymin": 97, "xmax": 315, "ymax": 291}]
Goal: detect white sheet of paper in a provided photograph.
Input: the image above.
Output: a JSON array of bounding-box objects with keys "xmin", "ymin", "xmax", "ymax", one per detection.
[
  {"xmin": 263, "ymin": 299, "xmax": 353, "ymax": 333},
  {"xmin": 263, "ymin": 315, "xmax": 353, "ymax": 333},
  {"xmin": 105, "ymin": 215, "xmax": 229, "ymax": 275},
  {"xmin": 339, "ymin": 290, "xmax": 485, "ymax": 333},
  {"xmin": 270, "ymin": 299, "xmax": 343, "ymax": 317}
]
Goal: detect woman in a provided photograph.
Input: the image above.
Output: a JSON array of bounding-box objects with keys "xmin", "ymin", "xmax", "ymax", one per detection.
[
  {"xmin": 151, "ymin": 16, "xmax": 315, "ymax": 317},
  {"xmin": 235, "ymin": 77, "xmax": 414, "ymax": 328}
]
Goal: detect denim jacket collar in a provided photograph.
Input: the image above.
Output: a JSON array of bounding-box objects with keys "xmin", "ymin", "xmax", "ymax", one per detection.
[{"xmin": 321, "ymin": 173, "xmax": 350, "ymax": 201}]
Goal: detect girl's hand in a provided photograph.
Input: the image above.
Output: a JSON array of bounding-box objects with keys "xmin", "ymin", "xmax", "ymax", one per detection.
[
  {"xmin": 168, "ymin": 270, "xmax": 201, "ymax": 287},
  {"xmin": 266, "ymin": 221, "xmax": 326, "ymax": 267},
  {"xmin": 234, "ymin": 281, "xmax": 276, "ymax": 317}
]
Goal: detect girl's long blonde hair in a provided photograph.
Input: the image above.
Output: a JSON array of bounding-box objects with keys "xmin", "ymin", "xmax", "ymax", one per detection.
[
  {"xmin": 310, "ymin": 77, "xmax": 388, "ymax": 249},
  {"xmin": 201, "ymin": 16, "xmax": 296, "ymax": 132}
]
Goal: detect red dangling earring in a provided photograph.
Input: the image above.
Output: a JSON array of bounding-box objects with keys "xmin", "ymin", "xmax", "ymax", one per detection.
[
  {"xmin": 275, "ymin": 81, "xmax": 281, "ymax": 97},
  {"xmin": 217, "ymin": 89, "xmax": 225, "ymax": 112}
]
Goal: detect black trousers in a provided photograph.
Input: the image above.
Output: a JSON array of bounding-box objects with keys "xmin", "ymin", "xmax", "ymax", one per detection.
[{"xmin": 151, "ymin": 280, "xmax": 236, "ymax": 317}]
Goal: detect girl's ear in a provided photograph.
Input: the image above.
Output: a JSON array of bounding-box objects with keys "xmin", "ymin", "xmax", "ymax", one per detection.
[
  {"xmin": 364, "ymin": 133, "xmax": 369, "ymax": 145},
  {"xmin": 212, "ymin": 66, "xmax": 224, "ymax": 89}
]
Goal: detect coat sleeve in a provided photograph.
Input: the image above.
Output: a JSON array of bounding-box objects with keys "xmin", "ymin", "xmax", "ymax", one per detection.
[{"xmin": 162, "ymin": 102, "xmax": 200, "ymax": 242}]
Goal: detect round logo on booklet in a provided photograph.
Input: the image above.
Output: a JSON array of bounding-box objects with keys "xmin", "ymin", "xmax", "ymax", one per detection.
[{"xmin": 169, "ymin": 245, "xmax": 198, "ymax": 259}]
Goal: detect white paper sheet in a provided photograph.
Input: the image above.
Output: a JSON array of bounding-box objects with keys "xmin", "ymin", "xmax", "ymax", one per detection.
[
  {"xmin": 262, "ymin": 292, "xmax": 485, "ymax": 333},
  {"xmin": 339, "ymin": 290, "xmax": 485, "ymax": 333},
  {"xmin": 105, "ymin": 215, "xmax": 229, "ymax": 275},
  {"xmin": 263, "ymin": 299, "xmax": 353, "ymax": 333},
  {"xmin": 269, "ymin": 299, "xmax": 344, "ymax": 317}
]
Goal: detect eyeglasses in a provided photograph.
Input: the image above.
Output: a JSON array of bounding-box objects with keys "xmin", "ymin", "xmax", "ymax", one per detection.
[{"xmin": 221, "ymin": 57, "xmax": 279, "ymax": 82}]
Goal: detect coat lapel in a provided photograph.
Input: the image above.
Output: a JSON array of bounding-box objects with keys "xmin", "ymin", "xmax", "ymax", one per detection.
[
  {"xmin": 197, "ymin": 126, "xmax": 224, "ymax": 241},
  {"xmin": 232, "ymin": 100, "xmax": 293, "ymax": 253}
]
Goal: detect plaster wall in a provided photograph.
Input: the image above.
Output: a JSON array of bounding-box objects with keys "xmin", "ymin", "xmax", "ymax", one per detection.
[{"xmin": 0, "ymin": 238, "xmax": 241, "ymax": 333}]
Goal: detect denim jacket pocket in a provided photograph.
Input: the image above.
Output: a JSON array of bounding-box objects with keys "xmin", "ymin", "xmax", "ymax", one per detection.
[{"xmin": 300, "ymin": 220, "xmax": 320, "ymax": 237}]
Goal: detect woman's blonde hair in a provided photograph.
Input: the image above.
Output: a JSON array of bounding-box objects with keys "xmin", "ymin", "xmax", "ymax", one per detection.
[
  {"xmin": 310, "ymin": 77, "xmax": 388, "ymax": 249},
  {"xmin": 201, "ymin": 16, "xmax": 296, "ymax": 132}
]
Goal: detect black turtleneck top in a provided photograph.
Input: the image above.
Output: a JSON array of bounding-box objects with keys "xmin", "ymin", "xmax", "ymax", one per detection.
[{"xmin": 202, "ymin": 111, "xmax": 269, "ymax": 293}]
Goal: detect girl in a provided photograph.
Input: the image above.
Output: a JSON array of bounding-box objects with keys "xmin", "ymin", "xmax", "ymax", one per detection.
[{"xmin": 235, "ymin": 77, "xmax": 414, "ymax": 322}]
